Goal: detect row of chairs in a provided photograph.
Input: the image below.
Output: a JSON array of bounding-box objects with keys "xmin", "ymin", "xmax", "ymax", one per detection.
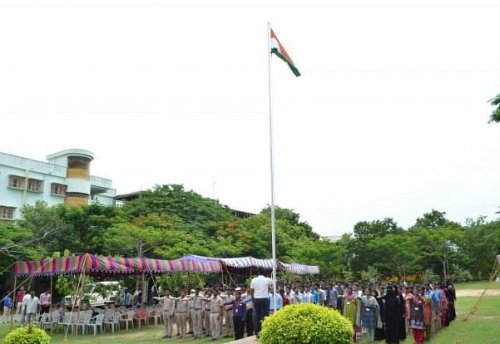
[{"xmin": 38, "ymin": 306, "xmax": 163, "ymax": 336}]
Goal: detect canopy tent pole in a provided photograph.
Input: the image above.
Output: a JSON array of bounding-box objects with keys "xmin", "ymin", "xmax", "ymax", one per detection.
[
  {"xmin": 9, "ymin": 275, "xmax": 17, "ymax": 332},
  {"xmin": 64, "ymin": 254, "xmax": 89, "ymax": 341}
]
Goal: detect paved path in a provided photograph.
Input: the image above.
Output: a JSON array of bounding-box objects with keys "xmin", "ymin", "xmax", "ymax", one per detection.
[
  {"xmin": 229, "ymin": 335, "xmax": 259, "ymax": 344},
  {"xmin": 456, "ymin": 289, "xmax": 500, "ymax": 297}
]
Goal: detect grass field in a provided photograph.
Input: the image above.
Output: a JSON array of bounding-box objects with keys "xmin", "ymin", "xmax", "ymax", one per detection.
[{"xmin": 0, "ymin": 324, "xmax": 234, "ymax": 344}]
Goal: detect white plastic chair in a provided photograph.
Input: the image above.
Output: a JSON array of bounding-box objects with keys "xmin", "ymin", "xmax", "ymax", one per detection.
[{"xmin": 87, "ymin": 314, "xmax": 105, "ymax": 336}]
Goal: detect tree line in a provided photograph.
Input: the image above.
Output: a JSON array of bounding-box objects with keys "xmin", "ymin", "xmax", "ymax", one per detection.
[{"xmin": 0, "ymin": 184, "xmax": 499, "ymax": 284}]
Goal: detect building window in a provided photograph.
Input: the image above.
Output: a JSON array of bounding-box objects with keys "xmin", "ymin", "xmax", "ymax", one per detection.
[
  {"xmin": 51, "ymin": 183, "xmax": 67, "ymax": 196},
  {"xmin": 8, "ymin": 175, "xmax": 25, "ymax": 189},
  {"xmin": 27, "ymin": 179, "xmax": 43, "ymax": 192},
  {"xmin": 0, "ymin": 206, "xmax": 15, "ymax": 220}
]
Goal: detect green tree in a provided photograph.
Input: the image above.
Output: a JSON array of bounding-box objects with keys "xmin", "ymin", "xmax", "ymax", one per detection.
[
  {"xmin": 19, "ymin": 201, "xmax": 73, "ymax": 255},
  {"xmin": 366, "ymin": 233, "xmax": 422, "ymax": 279},
  {"xmin": 412, "ymin": 209, "xmax": 459, "ymax": 229},
  {"xmin": 415, "ymin": 226, "xmax": 464, "ymax": 280},
  {"xmin": 121, "ymin": 184, "xmax": 234, "ymax": 232},
  {"xmin": 353, "ymin": 218, "xmax": 403, "ymax": 241},
  {"xmin": 488, "ymin": 94, "xmax": 500, "ymax": 123}
]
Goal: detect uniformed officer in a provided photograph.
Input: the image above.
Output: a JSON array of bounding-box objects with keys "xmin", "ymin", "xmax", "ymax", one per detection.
[
  {"xmin": 174, "ymin": 291, "xmax": 190, "ymax": 339},
  {"xmin": 222, "ymin": 288, "xmax": 234, "ymax": 337},
  {"xmin": 190, "ymin": 289, "xmax": 203, "ymax": 338},
  {"xmin": 202, "ymin": 289, "xmax": 212, "ymax": 337},
  {"xmin": 209, "ymin": 289, "xmax": 223, "ymax": 341},
  {"xmin": 154, "ymin": 289, "xmax": 175, "ymax": 338}
]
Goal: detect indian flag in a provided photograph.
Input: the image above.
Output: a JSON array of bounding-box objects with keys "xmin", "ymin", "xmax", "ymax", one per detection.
[{"xmin": 270, "ymin": 29, "xmax": 301, "ymax": 77}]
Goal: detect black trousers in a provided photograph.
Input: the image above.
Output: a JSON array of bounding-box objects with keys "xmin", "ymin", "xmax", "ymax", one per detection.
[
  {"xmin": 233, "ymin": 315, "xmax": 245, "ymax": 340},
  {"xmin": 245, "ymin": 308, "xmax": 254, "ymax": 336},
  {"xmin": 253, "ymin": 298, "xmax": 269, "ymax": 336}
]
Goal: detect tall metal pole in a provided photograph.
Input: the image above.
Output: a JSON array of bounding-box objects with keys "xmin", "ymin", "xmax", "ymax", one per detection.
[{"xmin": 267, "ymin": 21, "xmax": 278, "ymax": 311}]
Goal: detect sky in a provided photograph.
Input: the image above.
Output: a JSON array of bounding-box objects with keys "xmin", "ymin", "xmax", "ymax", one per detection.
[{"xmin": 1, "ymin": 0, "xmax": 500, "ymax": 236}]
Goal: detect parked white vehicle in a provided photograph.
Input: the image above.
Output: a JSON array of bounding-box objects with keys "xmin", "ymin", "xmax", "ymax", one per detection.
[{"xmin": 63, "ymin": 281, "xmax": 121, "ymax": 309}]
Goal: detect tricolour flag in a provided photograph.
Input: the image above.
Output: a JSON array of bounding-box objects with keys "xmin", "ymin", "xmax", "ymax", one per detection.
[{"xmin": 270, "ymin": 29, "xmax": 301, "ymax": 77}]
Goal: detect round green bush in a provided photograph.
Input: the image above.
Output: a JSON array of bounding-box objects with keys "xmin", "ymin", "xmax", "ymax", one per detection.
[
  {"xmin": 260, "ymin": 303, "xmax": 353, "ymax": 344},
  {"xmin": 4, "ymin": 326, "xmax": 51, "ymax": 344}
]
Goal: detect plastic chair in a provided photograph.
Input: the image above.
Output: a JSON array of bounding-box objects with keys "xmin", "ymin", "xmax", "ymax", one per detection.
[
  {"xmin": 148, "ymin": 307, "xmax": 163, "ymax": 326},
  {"xmin": 119, "ymin": 310, "xmax": 135, "ymax": 331},
  {"xmin": 133, "ymin": 308, "xmax": 149, "ymax": 329},
  {"xmin": 104, "ymin": 311, "xmax": 121, "ymax": 333},
  {"xmin": 87, "ymin": 314, "xmax": 105, "ymax": 336},
  {"xmin": 60, "ymin": 313, "xmax": 76, "ymax": 335}
]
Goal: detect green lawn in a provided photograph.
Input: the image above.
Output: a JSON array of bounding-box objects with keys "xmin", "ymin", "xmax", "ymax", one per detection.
[
  {"xmin": 0, "ymin": 324, "xmax": 234, "ymax": 344},
  {"xmin": 427, "ymin": 295, "xmax": 500, "ymax": 344}
]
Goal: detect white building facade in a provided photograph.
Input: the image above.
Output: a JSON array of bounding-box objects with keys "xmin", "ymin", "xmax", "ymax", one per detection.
[{"xmin": 0, "ymin": 149, "xmax": 116, "ymax": 220}]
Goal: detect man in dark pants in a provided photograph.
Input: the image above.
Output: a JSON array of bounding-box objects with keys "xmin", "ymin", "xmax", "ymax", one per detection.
[
  {"xmin": 243, "ymin": 288, "xmax": 254, "ymax": 337},
  {"xmin": 224, "ymin": 290, "xmax": 246, "ymax": 340},
  {"xmin": 250, "ymin": 274, "xmax": 272, "ymax": 337}
]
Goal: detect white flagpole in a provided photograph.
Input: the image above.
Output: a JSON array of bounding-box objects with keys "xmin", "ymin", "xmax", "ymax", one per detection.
[{"xmin": 267, "ymin": 21, "xmax": 278, "ymax": 311}]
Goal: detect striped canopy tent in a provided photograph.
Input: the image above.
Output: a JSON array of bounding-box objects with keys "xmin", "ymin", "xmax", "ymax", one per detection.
[
  {"xmin": 186, "ymin": 255, "xmax": 320, "ymax": 275},
  {"xmin": 175, "ymin": 255, "xmax": 222, "ymax": 273},
  {"xmin": 282, "ymin": 262, "xmax": 321, "ymax": 275},
  {"xmin": 14, "ymin": 253, "xmax": 222, "ymax": 277}
]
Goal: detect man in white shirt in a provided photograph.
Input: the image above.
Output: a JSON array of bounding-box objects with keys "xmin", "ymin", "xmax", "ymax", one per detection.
[
  {"xmin": 250, "ymin": 274, "xmax": 272, "ymax": 337},
  {"xmin": 24, "ymin": 290, "xmax": 40, "ymax": 325}
]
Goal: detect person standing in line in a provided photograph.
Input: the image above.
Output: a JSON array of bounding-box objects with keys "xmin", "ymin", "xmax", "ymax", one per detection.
[
  {"xmin": 327, "ymin": 284, "xmax": 339, "ymax": 309},
  {"xmin": 190, "ymin": 289, "xmax": 203, "ymax": 339},
  {"xmin": 224, "ymin": 289, "xmax": 246, "ymax": 340},
  {"xmin": 269, "ymin": 289, "xmax": 283, "ymax": 315},
  {"xmin": 384, "ymin": 285, "xmax": 402, "ymax": 344},
  {"xmin": 209, "ymin": 289, "xmax": 223, "ymax": 341},
  {"xmin": 337, "ymin": 283, "xmax": 345, "ymax": 312},
  {"xmin": 154, "ymin": 289, "xmax": 175, "ymax": 339},
  {"xmin": 429, "ymin": 284, "xmax": 442, "ymax": 333},
  {"xmin": 342, "ymin": 286, "xmax": 358, "ymax": 342},
  {"xmin": 2, "ymin": 292, "xmax": 13, "ymax": 324},
  {"xmin": 24, "ymin": 290, "xmax": 40, "ymax": 325},
  {"xmin": 358, "ymin": 288, "xmax": 382, "ymax": 344},
  {"xmin": 408, "ymin": 288, "xmax": 426, "ymax": 344},
  {"xmin": 202, "ymin": 289, "xmax": 213, "ymax": 337},
  {"xmin": 242, "ymin": 288, "xmax": 254, "ymax": 337},
  {"xmin": 250, "ymin": 274, "xmax": 272, "ymax": 337},
  {"xmin": 39, "ymin": 289, "xmax": 51, "ymax": 314},
  {"xmin": 222, "ymin": 288, "xmax": 234, "ymax": 337},
  {"xmin": 280, "ymin": 289, "xmax": 290, "ymax": 307},
  {"xmin": 174, "ymin": 290, "xmax": 190, "ymax": 340},
  {"xmin": 15, "ymin": 286, "xmax": 25, "ymax": 316}
]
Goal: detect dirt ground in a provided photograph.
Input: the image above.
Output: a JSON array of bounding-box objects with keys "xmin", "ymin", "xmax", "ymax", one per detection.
[{"xmin": 456, "ymin": 289, "xmax": 500, "ymax": 297}]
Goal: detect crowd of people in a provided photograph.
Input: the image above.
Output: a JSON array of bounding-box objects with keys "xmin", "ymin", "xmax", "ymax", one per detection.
[
  {"xmin": 151, "ymin": 277, "xmax": 457, "ymax": 343},
  {"xmin": 1, "ymin": 278, "xmax": 457, "ymax": 343}
]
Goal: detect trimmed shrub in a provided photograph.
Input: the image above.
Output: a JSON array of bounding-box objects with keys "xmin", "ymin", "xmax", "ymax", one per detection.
[
  {"xmin": 4, "ymin": 326, "xmax": 51, "ymax": 344},
  {"xmin": 260, "ymin": 303, "xmax": 353, "ymax": 344}
]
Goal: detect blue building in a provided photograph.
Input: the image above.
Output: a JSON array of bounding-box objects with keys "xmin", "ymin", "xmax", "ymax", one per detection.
[{"xmin": 0, "ymin": 149, "xmax": 116, "ymax": 220}]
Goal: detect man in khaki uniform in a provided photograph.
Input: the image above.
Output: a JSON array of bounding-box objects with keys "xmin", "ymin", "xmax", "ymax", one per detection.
[
  {"xmin": 190, "ymin": 289, "xmax": 203, "ymax": 338},
  {"xmin": 222, "ymin": 288, "xmax": 234, "ymax": 337},
  {"xmin": 154, "ymin": 289, "xmax": 175, "ymax": 338},
  {"xmin": 209, "ymin": 289, "xmax": 224, "ymax": 341},
  {"xmin": 175, "ymin": 291, "xmax": 190, "ymax": 339},
  {"xmin": 202, "ymin": 289, "xmax": 212, "ymax": 337}
]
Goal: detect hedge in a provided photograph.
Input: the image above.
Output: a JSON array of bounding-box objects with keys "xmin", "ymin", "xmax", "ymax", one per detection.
[
  {"xmin": 260, "ymin": 303, "xmax": 353, "ymax": 344},
  {"xmin": 4, "ymin": 326, "xmax": 51, "ymax": 344}
]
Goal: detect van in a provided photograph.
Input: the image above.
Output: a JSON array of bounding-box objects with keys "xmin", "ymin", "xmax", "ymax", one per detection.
[{"xmin": 63, "ymin": 281, "xmax": 121, "ymax": 309}]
